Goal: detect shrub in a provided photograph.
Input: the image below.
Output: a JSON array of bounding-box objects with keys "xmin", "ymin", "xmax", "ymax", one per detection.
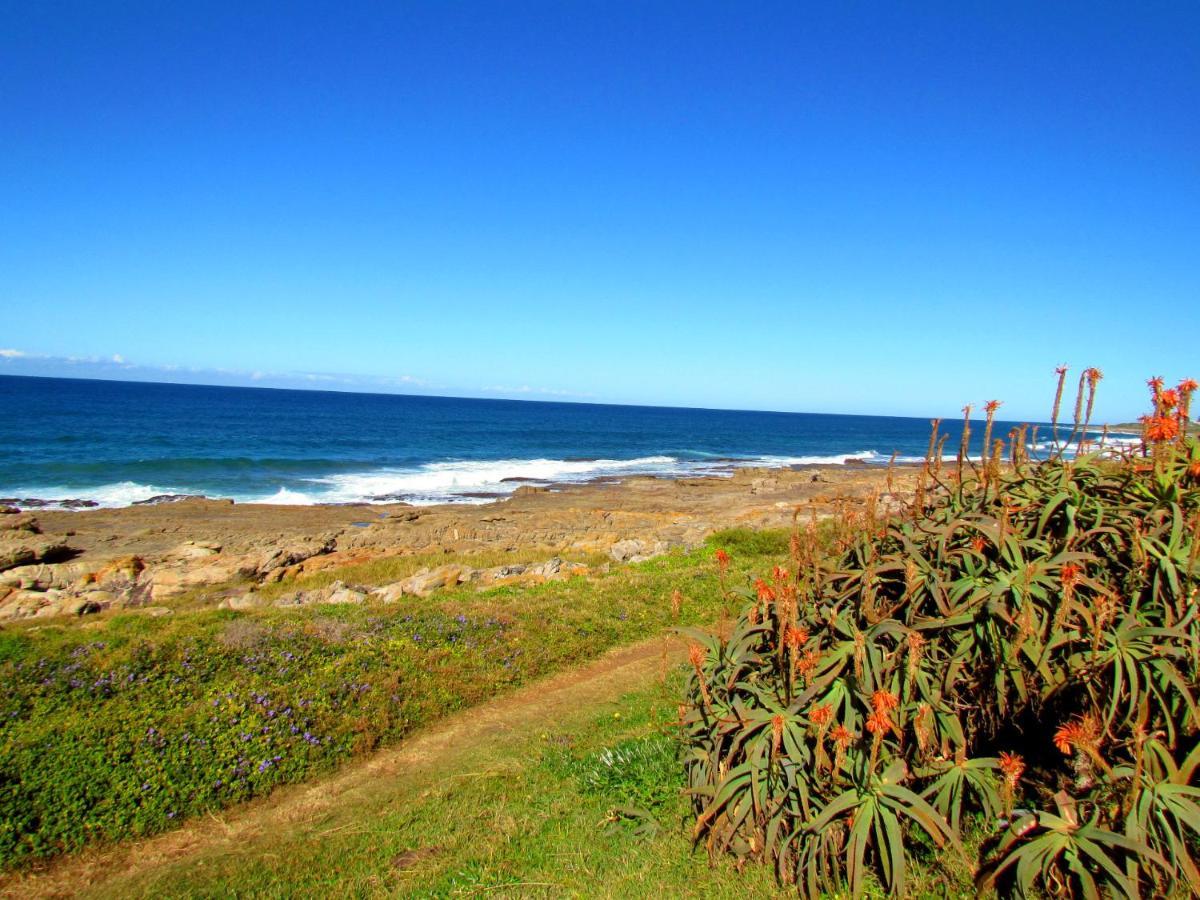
[{"xmin": 681, "ymin": 373, "xmax": 1200, "ymax": 897}]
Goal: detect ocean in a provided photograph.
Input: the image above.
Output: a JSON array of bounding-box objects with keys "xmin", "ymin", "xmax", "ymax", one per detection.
[{"xmin": 0, "ymin": 374, "xmax": 1077, "ymax": 509}]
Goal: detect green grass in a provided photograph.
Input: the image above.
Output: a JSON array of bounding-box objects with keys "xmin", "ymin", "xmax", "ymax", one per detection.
[
  {"xmin": 87, "ymin": 669, "xmax": 977, "ymax": 899},
  {"xmin": 706, "ymin": 527, "xmax": 791, "ymax": 558},
  {"xmin": 85, "ymin": 671, "xmax": 790, "ymax": 898},
  {"xmin": 0, "ymin": 533, "xmax": 779, "ymax": 871}
]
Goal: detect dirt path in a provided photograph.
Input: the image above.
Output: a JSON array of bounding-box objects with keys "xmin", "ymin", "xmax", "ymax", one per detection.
[{"xmin": 3, "ymin": 635, "xmax": 683, "ymax": 899}]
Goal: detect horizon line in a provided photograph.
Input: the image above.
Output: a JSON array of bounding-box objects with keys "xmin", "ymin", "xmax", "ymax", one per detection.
[{"xmin": 0, "ymin": 370, "xmax": 1062, "ymax": 426}]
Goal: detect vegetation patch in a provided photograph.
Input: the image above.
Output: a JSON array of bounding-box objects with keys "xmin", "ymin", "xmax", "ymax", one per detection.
[
  {"xmin": 0, "ymin": 540, "xmax": 771, "ymax": 871},
  {"xmin": 683, "ymin": 373, "xmax": 1200, "ymax": 897}
]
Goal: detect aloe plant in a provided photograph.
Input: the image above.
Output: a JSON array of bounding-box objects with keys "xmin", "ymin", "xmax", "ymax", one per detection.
[{"xmin": 681, "ymin": 373, "xmax": 1200, "ymax": 897}]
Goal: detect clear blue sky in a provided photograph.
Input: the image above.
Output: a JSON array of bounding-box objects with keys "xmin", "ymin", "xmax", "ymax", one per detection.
[{"xmin": 2, "ymin": 1, "xmax": 1196, "ymax": 421}]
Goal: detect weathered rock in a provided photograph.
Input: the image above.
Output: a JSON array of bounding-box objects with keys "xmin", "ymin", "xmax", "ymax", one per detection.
[
  {"xmin": 0, "ymin": 589, "xmax": 60, "ymax": 620},
  {"xmin": 67, "ymin": 597, "xmax": 106, "ymax": 617},
  {"xmin": 609, "ymin": 538, "xmax": 669, "ymax": 563},
  {"xmin": 326, "ymin": 586, "xmax": 367, "ymax": 605},
  {"xmin": 139, "ymin": 606, "xmax": 174, "ymax": 617},
  {"xmin": 268, "ymin": 580, "xmax": 367, "ymax": 608},
  {"xmin": 9, "ymin": 460, "xmax": 906, "ymax": 616},
  {"xmin": 397, "ymin": 564, "xmax": 474, "ymax": 598},
  {"xmin": 132, "ymin": 494, "xmax": 208, "ymax": 506},
  {"xmin": 609, "ymin": 539, "xmax": 646, "ymax": 562},
  {"xmin": 31, "ymin": 590, "xmax": 69, "ymax": 617},
  {"xmin": 0, "ymin": 546, "xmax": 35, "ymax": 572},
  {"xmin": 512, "ymin": 485, "xmax": 549, "ymax": 497},
  {"xmin": 0, "ymin": 498, "xmax": 98, "ymax": 509},
  {"xmin": 370, "ymin": 583, "xmax": 408, "ymax": 604},
  {"xmin": 246, "ymin": 537, "xmax": 337, "ymax": 577},
  {"xmin": 0, "ymin": 513, "xmax": 40, "ymax": 533},
  {"xmin": 170, "ymin": 541, "xmax": 222, "ymax": 560},
  {"xmin": 749, "ymin": 477, "xmax": 780, "ymax": 495},
  {"xmin": 0, "ymin": 537, "xmax": 73, "ymax": 573},
  {"xmin": 86, "ymin": 555, "xmax": 145, "ymax": 584},
  {"xmin": 218, "ymin": 592, "xmax": 269, "ymax": 610}
]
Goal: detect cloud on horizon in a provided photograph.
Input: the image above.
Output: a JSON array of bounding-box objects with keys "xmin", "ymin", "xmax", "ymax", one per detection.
[
  {"xmin": 0, "ymin": 348, "xmax": 434, "ymax": 395},
  {"xmin": 0, "ymin": 349, "xmax": 591, "ymax": 402},
  {"xmin": 482, "ymin": 384, "xmax": 596, "ymax": 400}
]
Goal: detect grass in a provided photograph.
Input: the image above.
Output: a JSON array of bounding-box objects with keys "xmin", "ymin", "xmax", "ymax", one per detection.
[
  {"xmin": 0, "ymin": 530, "xmax": 784, "ymax": 872},
  {"xmin": 82, "ymin": 671, "xmax": 791, "ymax": 898},
  {"xmin": 80, "ymin": 668, "xmax": 976, "ymax": 899}
]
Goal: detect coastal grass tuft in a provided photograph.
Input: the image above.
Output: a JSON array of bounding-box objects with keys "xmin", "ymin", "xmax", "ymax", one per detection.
[{"xmin": 705, "ymin": 526, "xmax": 791, "ymax": 557}]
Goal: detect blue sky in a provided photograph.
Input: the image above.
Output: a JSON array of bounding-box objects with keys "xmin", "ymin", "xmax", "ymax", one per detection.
[{"xmin": 2, "ymin": 1, "xmax": 1196, "ymax": 421}]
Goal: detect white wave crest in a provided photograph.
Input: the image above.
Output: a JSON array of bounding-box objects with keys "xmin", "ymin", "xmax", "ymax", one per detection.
[
  {"xmin": 255, "ymin": 487, "xmax": 317, "ymax": 505},
  {"xmin": 0, "ymin": 481, "xmax": 177, "ymax": 509},
  {"xmin": 281, "ymin": 455, "xmax": 684, "ymax": 505},
  {"xmin": 752, "ymin": 450, "xmax": 879, "ymax": 467}
]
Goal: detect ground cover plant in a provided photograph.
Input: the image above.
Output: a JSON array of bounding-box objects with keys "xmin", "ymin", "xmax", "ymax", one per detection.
[
  {"xmin": 0, "ymin": 534, "xmax": 779, "ymax": 871},
  {"xmin": 683, "ymin": 372, "xmax": 1200, "ymax": 897},
  {"xmin": 44, "ymin": 672, "xmax": 821, "ymax": 898}
]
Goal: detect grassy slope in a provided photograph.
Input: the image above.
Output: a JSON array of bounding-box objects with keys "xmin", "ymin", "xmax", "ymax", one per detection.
[
  {"xmin": 80, "ymin": 668, "xmax": 975, "ymax": 899},
  {"xmin": 83, "ymin": 671, "xmax": 790, "ymax": 899},
  {"xmin": 0, "ymin": 530, "xmax": 787, "ymax": 874}
]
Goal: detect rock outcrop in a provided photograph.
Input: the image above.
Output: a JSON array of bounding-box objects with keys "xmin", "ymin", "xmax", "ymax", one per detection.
[{"xmin": 0, "ymin": 464, "xmax": 911, "ymax": 623}]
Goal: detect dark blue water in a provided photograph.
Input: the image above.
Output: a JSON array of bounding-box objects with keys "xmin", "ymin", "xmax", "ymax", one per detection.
[{"xmin": 0, "ymin": 375, "xmax": 1041, "ymax": 507}]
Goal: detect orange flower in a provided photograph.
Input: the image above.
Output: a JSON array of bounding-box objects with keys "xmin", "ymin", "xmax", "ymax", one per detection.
[
  {"xmin": 796, "ymin": 649, "xmax": 821, "ymax": 677},
  {"xmin": 998, "ymin": 751, "xmax": 1025, "ymax": 789},
  {"xmin": 783, "ymin": 625, "xmax": 809, "ymax": 650},
  {"xmin": 714, "ymin": 548, "xmax": 730, "ymax": 571},
  {"xmin": 1144, "ymin": 415, "xmax": 1181, "ymax": 443},
  {"xmin": 1148, "ymin": 376, "xmax": 1165, "ymax": 397},
  {"xmin": 688, "ymin": 642, "xmax": 707, "ymax": 669},
  {"xmin": 809, "ymin": 703, "xmax": 833, "ymax": 727},
  {"xmin": 871, "ymin": 689, "xmax": 899, "ymax": 713},
  {"xmin": 830, "ymin": 724, "xmax": 853, "ymax": 747},
  {"xmin": 971, "ymin": 535, "xmax": 986, "ymax": 553},
  {"xmin": 1085, "ymin": 367, "xmax": 1103, "ymax": 387},
  {"xmin": 1054, "ymin": 714, "xmax": 1099, "ymax": 755},
  {"xmin": 1160, "ymin": 389, "xmax": 1180, "ymax": 410},
  {"xmin": 1179, "ymin": 378, "xmax": 1199, "ymax": 395},
  {"xmin": 754, "ymin": 578, "xmax": 776, "ymax": 602},
  {"xmin": 1188, "ymin": 460, "xmax": 1200, "ymax": 480},
  {"xmin": 772, "ymin": 565, "xmax": 789, "ymax": 584},
  {"xmin": 1060, "ymin": 563, "xmax": 1083, "ymax": 589},
  {"xmin": 984, "ymin": 400, "xmax": 1002, "ymax": 414},
  {"xmin": 866, "ymin": 710, "xmax": 893, "ymax": 736}
]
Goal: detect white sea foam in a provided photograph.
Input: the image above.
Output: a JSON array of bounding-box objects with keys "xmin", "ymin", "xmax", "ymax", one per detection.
[
  {"xmin": 256, "ymin": 487, "xmax": 317, "ymax": 505},
  {"xmin": 0, "ymin": 481, "xmax": 176, "ymax": 509},
  {"xmin": 241, "ymin": 451, "xmax": 888, "ymax": 506},
  {"xmin": 276, "ymin": 455, "xmax": 685, "ymax": 505},
  {"xmin": 752, "ymin": 450, "xmax": 879, "ymax": 467},
  {"xmin": 6, "ymin": 435, "xmax": 1148, "ymax": 510}
]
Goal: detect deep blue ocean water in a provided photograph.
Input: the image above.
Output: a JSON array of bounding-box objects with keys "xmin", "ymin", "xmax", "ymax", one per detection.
[{"xmin": 0, "ymin": 375, "xmax": 1058, "ymax": 508}]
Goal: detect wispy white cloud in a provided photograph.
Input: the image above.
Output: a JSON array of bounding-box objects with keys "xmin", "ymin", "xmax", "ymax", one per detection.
[
  {"xmin": 483, "ymin": 384, "xmax": 595, "ymax": 399},
  {"xmin": 1, "ymin": 349, "xmax": 432, "ymax": 395}
]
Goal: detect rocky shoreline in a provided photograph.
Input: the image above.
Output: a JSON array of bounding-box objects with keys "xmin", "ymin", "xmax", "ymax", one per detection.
[{"xmin": 0, "ymin": 463, "xmax": 912, "ymax": 623}]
